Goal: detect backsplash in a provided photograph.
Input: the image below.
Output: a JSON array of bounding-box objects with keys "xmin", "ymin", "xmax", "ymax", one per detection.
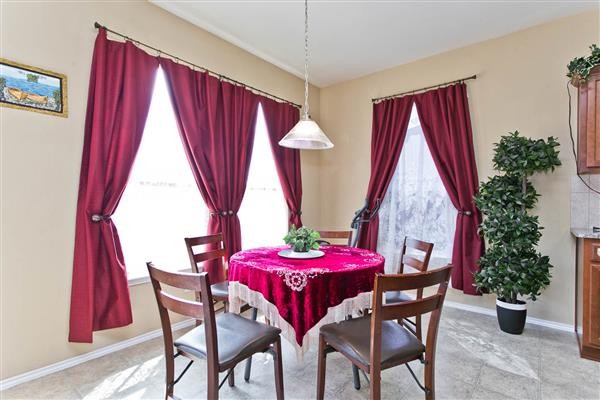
[{"xmin": 571, "ymin": 175, "xmax": 600, "ymax": 229}]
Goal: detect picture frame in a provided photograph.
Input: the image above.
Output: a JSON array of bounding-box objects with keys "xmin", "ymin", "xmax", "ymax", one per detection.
[{"xmin": 0, "ymin": 58, "xmax": 68, "ymax": 118}]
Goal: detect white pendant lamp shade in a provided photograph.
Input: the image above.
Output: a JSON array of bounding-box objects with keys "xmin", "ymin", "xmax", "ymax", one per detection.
[
  {"xmin": 279, "ymin": 117, "xmax": 334, "ymax": 150},
  {"xmin": 279, "ymin": 0, "xmax": 334, "ymax": 150}
]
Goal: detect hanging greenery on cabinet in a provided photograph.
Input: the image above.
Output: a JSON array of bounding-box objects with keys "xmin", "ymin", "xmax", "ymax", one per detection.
[{"xmin": 567, "ymin": 44, "xmax": 600, "ymax": 87}]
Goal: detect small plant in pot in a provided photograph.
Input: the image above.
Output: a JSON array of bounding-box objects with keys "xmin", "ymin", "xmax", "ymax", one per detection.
[
  {"xmin": 474, "ymin": 131, "xmax": 561, "ymax": 334},
  {"xmin": 283, "ymin": 225, "xmax": 321, "ymax": 253}
]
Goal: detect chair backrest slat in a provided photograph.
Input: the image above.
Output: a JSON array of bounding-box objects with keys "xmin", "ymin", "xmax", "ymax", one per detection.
[
  {"xmin": 317, "ymin": 230, "xmax": 352, "ymax": 246},
  {"xmin": 398, "ymin": 237, "xmax": 434, "ymax": 273},
  {"xmin": 185, "ymin": 233, "xmax": 223, "ymax": 247},
  {"xmin": 193, "ymin": 248, "xmax": 227, "ymax": 265},
  {"xmin": 159, "ymin": 291, "xmax": 204, "ymax": 320},
  {"xmin": 148, "ymin": 264, "xmax": 204, "ymax": 291},
  {"xmin": 378, "ymin": 267, "xmax": 452, "ymax": 292},
  {"xmin": 380, "ymin": 294, "xmax": 442, "ymax": 321}
]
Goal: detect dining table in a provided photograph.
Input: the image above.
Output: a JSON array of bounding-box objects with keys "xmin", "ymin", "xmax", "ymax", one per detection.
[{"xmin": 227, "ymin": 244, "xmax": 385, "ymax": 356}]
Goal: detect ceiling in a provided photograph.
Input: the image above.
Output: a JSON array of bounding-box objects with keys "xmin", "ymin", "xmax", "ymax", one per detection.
[{"xmin": 152, "ymin": 1, "xmax": 598, "ymax": 87}]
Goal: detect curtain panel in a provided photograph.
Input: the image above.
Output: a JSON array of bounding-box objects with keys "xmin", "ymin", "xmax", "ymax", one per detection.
[
  {"xmin": 358, "ymin": 95, "xmax": 414, "ymax": 250},
  {"xmin": 161, "ymin": 58, "xmax": 259, "ymax": 282},
  {"xmin": 415, "ymin": 83, "xmax": 483, "ymax": 294},
  {"xmin": 261, "ymin": 97, "xmax": 303, "ymax": 227},
  {"xmin": 359, "ymin": 83, "xmax": 482, "ymax": 295},
  {"xmin": 69, "ymin": 29, "xmax": 158, "ymax": 343}
]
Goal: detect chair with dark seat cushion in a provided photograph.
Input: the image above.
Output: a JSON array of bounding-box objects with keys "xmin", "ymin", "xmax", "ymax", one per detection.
[
  {"xmin": 317, "ymin": 265, "xmax": 452, "ymax": 400},
  {"xmin": 184, "ymin": 234, "xmax": 231, "ymax": 308},
  {"xmin": 316, "ymin": 230, "xmax": 353, "ymax": 246},
  {"xmin": 386, "ymin": 237, "xmax": 434, "ymax": 340},
  {"xmin": 147, "ymin": 262, "xmax": 284, "ymax": 400},
  {"xmin": 184, "ymin": 233, "xmax": 257, "ymax": 382}
]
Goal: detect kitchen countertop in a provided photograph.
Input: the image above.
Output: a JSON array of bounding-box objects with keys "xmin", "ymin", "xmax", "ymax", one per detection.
[{"xmin": 571, "ymin": 228, "xmax": 600, "ymax": 239}]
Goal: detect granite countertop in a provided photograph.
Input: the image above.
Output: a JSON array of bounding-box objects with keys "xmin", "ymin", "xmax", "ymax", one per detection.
[{"xmin": 571, "ymin": 228, "xmax": 600, "ymax": 239}]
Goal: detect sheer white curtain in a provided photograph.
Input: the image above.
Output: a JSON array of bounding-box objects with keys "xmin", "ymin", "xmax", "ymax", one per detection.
[{"xmin": 377, "ymin": 104, "xmax": 456, "ymax": 273}]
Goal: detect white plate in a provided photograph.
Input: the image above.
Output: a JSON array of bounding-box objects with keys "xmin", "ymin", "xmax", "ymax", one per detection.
[{"xmin": 277, "ymin": 249, "xmax": 325, "ymax": 259}]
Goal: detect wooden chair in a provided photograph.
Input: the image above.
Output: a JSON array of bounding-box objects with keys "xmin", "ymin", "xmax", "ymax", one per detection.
[
  {"xmin": 184, "ymin": 233, "xmax": 230, "ymax": 309},
  {"xmin": 317, "ymin": 230, "xmax": 353, "ymax": 246},
  {"xmin": 386, "ymin": 237, "xmax": 434, "ymax": 340},
  {"xmin": 147, "ymin": 262, "xmax": 284, "ymax": 400},
  {"xmin": 184, "ymin": 233, "xmax": 257, "ymax": 382},
  {"xmin": 317, "ymin": 265, "xmax": 452, "ymax": 400}
]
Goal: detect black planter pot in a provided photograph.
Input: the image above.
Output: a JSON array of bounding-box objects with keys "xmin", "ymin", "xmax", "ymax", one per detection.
[{"xmin": 496, "ymin": 299, "xmax": 527, "ymax": 334}]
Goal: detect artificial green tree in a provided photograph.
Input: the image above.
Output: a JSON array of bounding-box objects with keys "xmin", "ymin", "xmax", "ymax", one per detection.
[{"xmin": 474, "ymin": 131, "xmax": 561, "ymax": 304}]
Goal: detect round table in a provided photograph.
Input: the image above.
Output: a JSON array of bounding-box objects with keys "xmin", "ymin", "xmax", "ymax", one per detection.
[{"xmin": 228, "ymin": 245, "xmax": 384, "ymax": 355}]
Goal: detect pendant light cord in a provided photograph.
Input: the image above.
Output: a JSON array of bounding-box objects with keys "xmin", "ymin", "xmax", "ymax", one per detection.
[{"xmin": 304, "ymin": 0, "xmax": 310, "ymax": 119}]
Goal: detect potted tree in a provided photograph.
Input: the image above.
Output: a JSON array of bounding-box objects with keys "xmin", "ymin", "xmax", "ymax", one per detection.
[{"xmin": 474, "ymin": 131, "xmax": 561, "ymax": 334}]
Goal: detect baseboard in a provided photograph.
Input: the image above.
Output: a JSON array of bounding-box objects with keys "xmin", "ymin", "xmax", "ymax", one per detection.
[
  {"xmin": 444, "ymin": 300, "xmax": 573, "ymax": 332},
  {"xmin": 0, "ymin": 319, "xmax": 195, "ymax": 392},
  {"xmin": 1, "ymin": 301, "xmax": 574, "ymax": 391}
]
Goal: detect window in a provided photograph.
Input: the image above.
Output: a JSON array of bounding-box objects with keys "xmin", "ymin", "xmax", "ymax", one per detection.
[
  {"xmin": 114, "ymin": 68, "xmax": 209, "ymax": 281},
  {"xmin": 115, "ymin": 78, "xmax": 288, "ymax": 281},
  {"xmin": 377, "ymin": 105, "xmax": 456, "ymax": 273},
  {"xmin": 239, "ymin": 103, "xmax": 288, "ymax": 249}
]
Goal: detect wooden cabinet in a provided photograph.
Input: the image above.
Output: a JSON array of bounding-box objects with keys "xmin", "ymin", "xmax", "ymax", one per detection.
[
  {"xmin": 575, "ymin": 237, "xmax": 600, "ymax": 361},
  {"xmin": 578, "ymin": 66, "xmax": 600, "ymax": 174}
]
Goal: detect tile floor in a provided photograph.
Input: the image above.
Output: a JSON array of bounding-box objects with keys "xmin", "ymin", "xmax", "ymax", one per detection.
[{"xmin": 2, "ymin": 308, "xmax": 599, "ymax": 400}]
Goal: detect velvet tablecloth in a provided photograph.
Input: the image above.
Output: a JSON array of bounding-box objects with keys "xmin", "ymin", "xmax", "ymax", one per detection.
[{"xmin": 228, "ymin": 245, "xmax": 384, "ymax": 353}]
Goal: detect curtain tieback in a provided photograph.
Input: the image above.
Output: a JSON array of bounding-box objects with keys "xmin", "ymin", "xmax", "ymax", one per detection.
[
  {"xmin": 291, "ymin": 210, "xmax": 302, "ymax": 216},
  {"xmin": 209, "ymin": 210, "xmax": 236, "ymax": 217},
  {"xmin": 91, "ymin": 214, "xmax": 111, "ymax": 222},
  {"xmin": 458, "ymin": 210, "xmax": 473, "ymax": 216}
]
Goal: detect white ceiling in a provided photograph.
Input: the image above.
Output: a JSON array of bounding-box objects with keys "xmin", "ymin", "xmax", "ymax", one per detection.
[{"xmin": 152, "ymin": 1, "xmax": 598, "ymax": 87}]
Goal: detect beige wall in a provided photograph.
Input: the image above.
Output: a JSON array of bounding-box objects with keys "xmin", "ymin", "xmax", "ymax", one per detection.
[
  {"xmin": 318, "ymin": 10, "xmax": 599, "ymax": 324},
  {"xmin": 2, "ymin": 1, "xmax": 599, "ymax": 381},
  {"xmin": 0, "ymin": 1, "xmax": 321, "ymax": 379}
]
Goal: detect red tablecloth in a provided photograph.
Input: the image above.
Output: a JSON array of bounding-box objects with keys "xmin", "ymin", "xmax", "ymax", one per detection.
[{"xmin": 228, "ymin": 245, "xmax": 384, "ymax": 350}]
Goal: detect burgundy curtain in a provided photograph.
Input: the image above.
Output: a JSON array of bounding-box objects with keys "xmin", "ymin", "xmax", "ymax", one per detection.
[
  {"xmin": 358, "ymin": 95, "xmax": 414, "ymax": 250},
  {"xmin": 161, "ymin": 58, "xmax": 259, "ymax": 282},
  {"xmin": 261, "ymin": 97, "xmax": 303, "ymax": 227},
  {"xmin": 69, "ymin": 29, "xmax": 158, "ymax": 342},
  {"xmin": 415, "ymin": 83, "xmax": 483, "ymax": 294}
]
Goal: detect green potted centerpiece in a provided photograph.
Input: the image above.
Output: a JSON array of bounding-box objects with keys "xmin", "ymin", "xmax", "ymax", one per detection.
[
  {"xmin": 280, "ymin": 225, "xmax": 324, "ymax": 259},
  {"xmin": 474, "ymin": 131, "xmax": 561, "ymax": 334},
  {"xmin": 567, "ymin": 44, "xmax": 599, "ymax": 87}
]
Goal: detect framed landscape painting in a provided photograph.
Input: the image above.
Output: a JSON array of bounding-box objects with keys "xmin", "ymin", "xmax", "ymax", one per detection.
[{"xmin": 0, "ymin": 58, "xmax": 68, "ymax": 117}]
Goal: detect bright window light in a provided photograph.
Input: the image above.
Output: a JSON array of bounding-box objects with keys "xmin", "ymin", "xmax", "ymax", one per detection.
[
  {"xmin": 239, "ymin": 103, "xmax": 288, "ymax": 249},
  {"xmin": 114, "ymin": 68, "xmax": 209, "ymax": 280}
]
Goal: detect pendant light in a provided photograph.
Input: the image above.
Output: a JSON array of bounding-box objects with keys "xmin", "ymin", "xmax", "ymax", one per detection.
[{"xmin": 279, "ymin": 0, "xmax": 333, "ymax": 150}]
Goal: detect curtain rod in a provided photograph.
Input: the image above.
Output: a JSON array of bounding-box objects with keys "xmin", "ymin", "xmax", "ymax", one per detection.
[
  {"xmin": 93, "ymin": 22, "xmax": 302, "ymax": 109},
  {"xmin": 371, "ymin": 74, "xmax": 477, "ymax": 103}
]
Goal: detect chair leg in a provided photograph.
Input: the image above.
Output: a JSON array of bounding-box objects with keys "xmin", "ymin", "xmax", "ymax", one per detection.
[
  {"xmin": 165, "ymin": 355, "xmax": 175, "ymax": 400},
  {"xmin": 416, "ymin": 315, "xmax": 422, "ymax": 341},
  {"xmin": 424, "ymin": 355, "xmax": 435, "ymax": 400},
  {"xmin": 369, "ymin": 368, "xmax": 381, "ymax": 400},
  {"xmin": 228, "ymin": 367, "xmax": 235, "ymax": 387},
  {"xmin": 207, "ymin": 363, "xmax": 219, "ymax": 400},
  {"xmin": 244, "ymin": 308, "xmax": 259, "ymax": 382},
  {"xmin": 316, "ymin": 335, "xmax": 327, "ymax": 400},
  {"xmin": 273, "ymin": 338, "xmax": 284, "ymax": 400},
  {"xmin": 352, "ymin": 364, "xmax": 361, "ymax": 390}
]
